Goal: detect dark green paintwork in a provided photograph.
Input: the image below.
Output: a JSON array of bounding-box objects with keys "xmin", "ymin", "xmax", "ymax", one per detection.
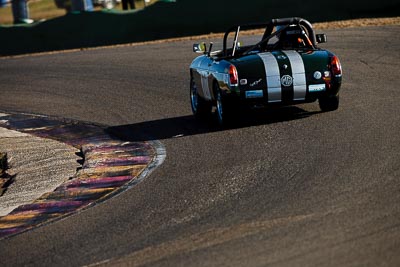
[{"xmin": 191, "ymin": 48, "xmax": 339, "ymax": 103}]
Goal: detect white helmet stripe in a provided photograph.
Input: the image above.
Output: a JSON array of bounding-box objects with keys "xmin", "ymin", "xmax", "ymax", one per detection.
[
  {"xmin": 282, "ymin": 50, "xmax": 307, "ymax": 101},
  {"xmin": 258, "ymin": 52, "xmax": 281, "ymax": 103}
]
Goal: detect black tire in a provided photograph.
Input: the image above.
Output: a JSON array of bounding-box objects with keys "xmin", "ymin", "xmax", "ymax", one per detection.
[
  {"xmin": 319, "ymin": 95, "xmax": 339, "ymax": 112},
  {"xmin": 215, "ymin": 84, "xmax": 236, "ymax": 126},
  {"xmin": 190, "ymin": 77, "xmax": 212, "ymax": 119}
]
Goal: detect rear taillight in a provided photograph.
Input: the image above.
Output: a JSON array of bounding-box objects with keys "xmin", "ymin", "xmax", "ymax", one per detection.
[
  {"xmin": 323, "ymin": 70, "xmax": 331, "ymax": 89},
  {"xmin": 229, "ymin": 65, "xmax": 238, "ymax": 86},
  {"xmin": 324, "ymin": 56, "xmax": 342, "ymax": 90},
  {"xmin": 331, "ymin": 56, "xmax": 342, "ymax": 77}
]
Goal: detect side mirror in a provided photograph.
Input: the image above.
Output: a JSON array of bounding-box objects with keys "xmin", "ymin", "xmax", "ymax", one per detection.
[
  {"xmin": 193, "ymin": 43, "xmax": 206, "ymax": 54},
  {"xmin": 316, "ymin": 34, "xmax": 327, "ymax": 44}
]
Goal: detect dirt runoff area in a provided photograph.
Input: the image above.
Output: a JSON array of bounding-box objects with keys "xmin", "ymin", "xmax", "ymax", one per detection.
[
  {"xmin": 122, "ymin": 16, "xmax": 400, "ymax": 45},
  {"xmin": 313, "ymin": 17, "xmax": 400, "ymax": 29}
]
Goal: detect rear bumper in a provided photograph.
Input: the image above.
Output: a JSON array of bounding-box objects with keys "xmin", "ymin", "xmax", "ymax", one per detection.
[{"xmin": 225, "ymin": 82, "xmax": 341, "ymax": 107}]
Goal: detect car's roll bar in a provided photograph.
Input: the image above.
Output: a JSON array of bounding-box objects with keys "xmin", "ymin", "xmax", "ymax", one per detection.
[{"xmin": 223, "ymin": 17, "xmax": 317, "ymax": 57}]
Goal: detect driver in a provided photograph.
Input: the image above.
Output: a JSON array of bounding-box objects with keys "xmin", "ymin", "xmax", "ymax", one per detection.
[{"xmin": 275, "ymin": 25, "xmax": 312, "ymax": 49}]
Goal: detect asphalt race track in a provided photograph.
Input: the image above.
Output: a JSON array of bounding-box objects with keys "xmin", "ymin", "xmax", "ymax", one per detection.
[{"xmin": 0, "ymin": 26, "xmax": 399, "ymax": 266}]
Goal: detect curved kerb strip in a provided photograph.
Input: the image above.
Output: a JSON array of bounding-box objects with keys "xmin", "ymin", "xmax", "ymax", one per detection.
[{"xmin": 0, "ymin": 113, "xmax": 165, "ymax": 239}]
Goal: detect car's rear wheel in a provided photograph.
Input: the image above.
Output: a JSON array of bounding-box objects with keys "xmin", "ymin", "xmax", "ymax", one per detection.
[
  {"xmin": 190, "ymin": 77, "xmax": 212, "ymax": 119},
  {"xmin": 319, "ymin": 95, "xmax": 339, "ymax": 112},
  {"xmin": 215, "ymin": 84, "xmax": 236, "ymax": 126}
]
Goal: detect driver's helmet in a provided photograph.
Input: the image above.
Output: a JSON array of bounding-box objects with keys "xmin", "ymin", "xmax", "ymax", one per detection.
[{"xmin": 276, "ymin": 24, "xmax": 308, "ymax": 49}]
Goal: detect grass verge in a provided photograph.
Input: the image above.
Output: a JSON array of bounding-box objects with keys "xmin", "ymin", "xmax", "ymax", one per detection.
[{"xmin": 0, "ymin": 0, "xmax": 157, "ymax": 25}]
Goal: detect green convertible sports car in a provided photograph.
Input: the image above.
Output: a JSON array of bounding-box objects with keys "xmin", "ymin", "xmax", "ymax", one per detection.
[{"xmin": 190, "ymin": 17, "xmax": 342, "ymax": 125}]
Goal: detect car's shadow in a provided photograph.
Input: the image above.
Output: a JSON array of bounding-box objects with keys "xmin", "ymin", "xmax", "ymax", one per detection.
[{"xmin": 106, "ymin": 106, "xmax": 321, "ymax": 142}]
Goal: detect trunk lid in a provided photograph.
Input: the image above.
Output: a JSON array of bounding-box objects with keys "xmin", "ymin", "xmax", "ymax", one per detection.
[{"xmin": 231, "ymin": 50, "xmax": 330, "ymax": 102}]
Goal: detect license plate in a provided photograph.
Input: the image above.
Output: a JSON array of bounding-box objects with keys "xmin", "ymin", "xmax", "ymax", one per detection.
[
  {"xmin": 245, "ymin": 90, "xmax": 263, "ymax": 98},
  {"xmin": 309, "ymin": 84, "xmax": 326, "ymax": 92}
]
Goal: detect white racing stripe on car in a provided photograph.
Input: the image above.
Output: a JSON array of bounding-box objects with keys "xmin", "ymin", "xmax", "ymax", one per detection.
[
  {"xmin": 283, "ymin": 50, "xmax": 307, "ymax": 101},
  {"xmin": 258, "ymin": 52, "xmax": 281, "ymax": 103}
]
